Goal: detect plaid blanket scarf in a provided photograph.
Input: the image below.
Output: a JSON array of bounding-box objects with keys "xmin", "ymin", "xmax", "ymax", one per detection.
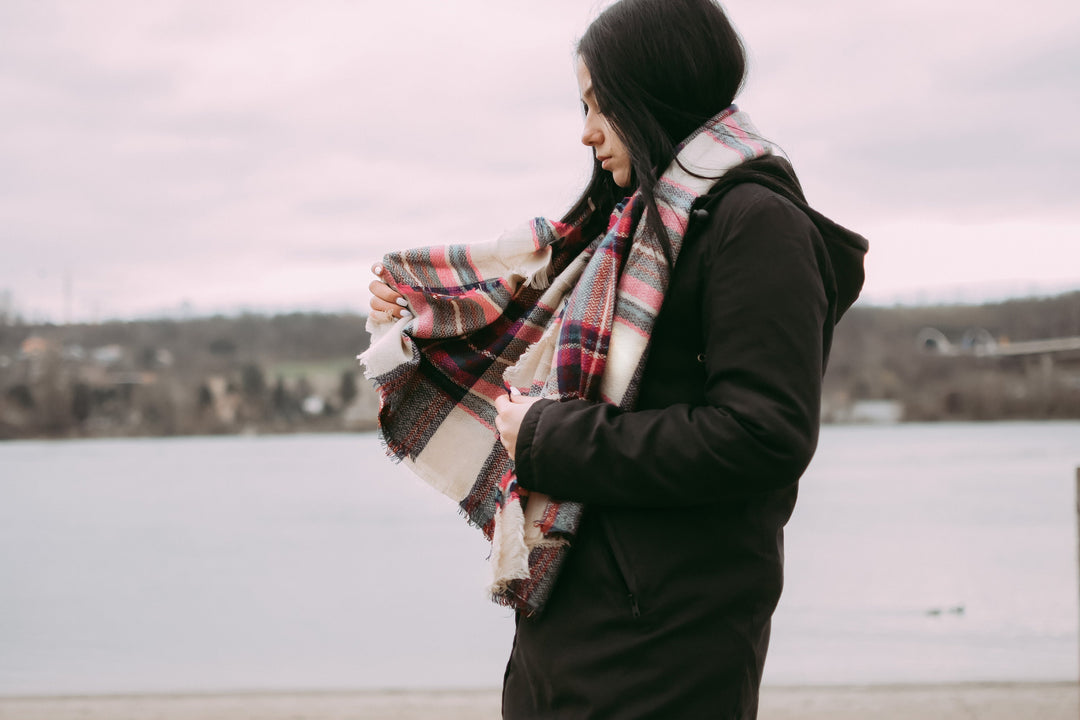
[{"xmin": 360, "ymin": 107, "xmax": 773, "ymax": 616}]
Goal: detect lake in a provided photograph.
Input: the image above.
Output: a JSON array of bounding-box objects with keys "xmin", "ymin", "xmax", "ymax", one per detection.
[{"xmin": 1, "ymin": 422, "xmax": 1078, "ymax": 695}]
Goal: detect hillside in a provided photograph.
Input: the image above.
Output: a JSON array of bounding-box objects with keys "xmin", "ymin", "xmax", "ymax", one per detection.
[
  {"xmin": 1, "ymin": 292, "xmax": 1079, "ymax": 439},
  {"xmin": 824, "ymin": 291, "xmax": 1080, "ymax": 420}
]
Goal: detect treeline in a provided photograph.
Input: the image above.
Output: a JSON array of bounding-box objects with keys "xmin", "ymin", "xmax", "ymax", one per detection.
[
  {"xmin": 824, "ymin": 291, "xmax": 1080, "ymax": 420},
  {"xmin": 1, "ymin": 292, "xmax": 1079, "ymax": 439},
  {"xmin": 0, "ymin": 313, "xmax": 377, "ymax": 439}
]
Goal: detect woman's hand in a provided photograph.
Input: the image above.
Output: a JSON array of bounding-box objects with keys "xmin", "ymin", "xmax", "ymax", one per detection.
[
  {"xmin": 369, "ymin": 263, "xmax": 411, "ymax": 319},
  {"xmin": 494, "ymin": 393, "xmax": 543, "ymax": 461}
]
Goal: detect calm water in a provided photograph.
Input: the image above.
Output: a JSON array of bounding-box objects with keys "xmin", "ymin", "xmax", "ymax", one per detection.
[{"xmin": 0, "ymin": 423, "xmax": 1077, "ymax": 695}]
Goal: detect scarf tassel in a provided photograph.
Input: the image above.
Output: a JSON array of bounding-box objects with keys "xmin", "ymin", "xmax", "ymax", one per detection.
[
  {"xmin": 522, "ymin": 265, "xmax": 551, "ymax": 290},
  {"xmin": 509, "ymin": 244, "xmax": 554, "ymax": 291},
  {"xmin": 489, "ymin": 497, "xmax": 531, "ymax": 594}
]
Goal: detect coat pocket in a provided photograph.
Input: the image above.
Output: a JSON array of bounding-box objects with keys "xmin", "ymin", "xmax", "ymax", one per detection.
[{"xmin": 598, "ymin": 513, "xmax": 642, "ymax": 618}]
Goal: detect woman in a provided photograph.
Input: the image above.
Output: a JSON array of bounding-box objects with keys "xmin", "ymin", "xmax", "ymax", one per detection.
[{"xmin": 364, "ymin": 0, "xmax": 867, "ymax": 717}]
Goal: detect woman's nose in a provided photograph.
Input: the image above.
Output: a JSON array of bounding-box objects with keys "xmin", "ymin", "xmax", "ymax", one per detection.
[{"xmin": 581, "ymin": 118, "xmax": 601, "ymax": 148}]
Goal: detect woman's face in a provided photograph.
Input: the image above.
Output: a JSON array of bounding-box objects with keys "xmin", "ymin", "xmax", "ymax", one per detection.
[{"xmin": 576, "ymin": 58, "xmax": 632, "ymax": 188}]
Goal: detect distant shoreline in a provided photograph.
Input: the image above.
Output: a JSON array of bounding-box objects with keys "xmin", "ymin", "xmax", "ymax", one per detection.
[
  {"xmin": 3, "ymin": 682, "xmax": 1077, "ymax": 720},
  {"xmin": 4, "ymin": 294, "xmax": 1080, "ymax": 441}
]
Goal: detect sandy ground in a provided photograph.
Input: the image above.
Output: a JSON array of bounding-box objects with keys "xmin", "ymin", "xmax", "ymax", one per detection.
[{"xmin": 0, "ymin": 682, "xmax": 1076, "ymax": 720}]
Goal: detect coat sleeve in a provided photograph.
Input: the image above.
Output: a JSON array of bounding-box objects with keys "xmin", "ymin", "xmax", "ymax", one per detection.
[{"xmin": 513, "ymin": 190, "xmax": 829, "ymax": 507}]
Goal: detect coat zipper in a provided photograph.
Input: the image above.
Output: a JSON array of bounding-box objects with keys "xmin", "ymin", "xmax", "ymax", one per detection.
[{"xmin": 599, "ymin": 514, "xmax": 641, "ymax": 618}]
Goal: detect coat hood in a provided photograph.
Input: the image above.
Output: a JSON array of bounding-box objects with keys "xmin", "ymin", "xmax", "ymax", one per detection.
[{"xmin": 698, "ymin": 154, "xmax": 869, "ymax": 319}]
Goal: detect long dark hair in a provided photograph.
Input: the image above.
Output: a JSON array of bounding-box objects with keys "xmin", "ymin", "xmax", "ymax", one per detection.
[{"xmin": 564, "ymin": 0, "xmax": 747, "ymax": 251}]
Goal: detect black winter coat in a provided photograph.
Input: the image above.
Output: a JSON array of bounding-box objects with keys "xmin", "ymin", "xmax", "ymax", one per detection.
[{"xmin": 502, "ymin": 157, "xmax": 868, "ymax": 720}]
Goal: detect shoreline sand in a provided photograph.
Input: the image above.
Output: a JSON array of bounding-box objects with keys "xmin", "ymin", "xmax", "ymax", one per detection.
[{"xmin": 1, "ymin": 682, "xmax": 1076, "ymax": 719}]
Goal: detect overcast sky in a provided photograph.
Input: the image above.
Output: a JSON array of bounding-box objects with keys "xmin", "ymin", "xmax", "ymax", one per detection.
[{"xmin": 2, "ymin": 0, "xmax": 1078, "ymax": 322}]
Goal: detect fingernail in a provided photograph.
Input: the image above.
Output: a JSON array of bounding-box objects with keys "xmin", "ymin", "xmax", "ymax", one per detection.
[
  {"xmin": 395, "ymin": 297, "xmax": 408, "ymax": 307},
  {"xmin": 373, "ymin": 263, "xmax": 383, "ymax": 275},
  {"xmin": 399, "ymin": 309, "xmax": 412, "ymax": 319}
]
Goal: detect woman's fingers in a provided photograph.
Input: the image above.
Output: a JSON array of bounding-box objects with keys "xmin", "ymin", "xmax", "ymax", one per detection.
[
  {"xmin": 369, "ymin": 264, "xmax": 411, "ymax": 318},
  {"xmin": 368, "ymin": 281, "xmax": 406, "ymax": 316},
  {"xmin": 369, "ymin": 293, "xmax": 406, "ymax": 317},
  {"xmin": 493, "ymin": 394, "xmax": 516, "ymax": 459},
  {"xmin": 368, "ymin": 279, "xmax": 406, "ymax": 306},
  {"xmin": 494, "ymin": 394, "xmax": 543, "ymax": 461}
]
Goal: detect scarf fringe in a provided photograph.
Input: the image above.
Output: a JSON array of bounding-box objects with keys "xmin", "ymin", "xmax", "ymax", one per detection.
[
  {"xmin": 520, "ymin": 264, "xmax": 551, "ymax": 290},
  {"xmin": 510, "ymin": 244, "xmax": 554, "ymax": 291},
  {"xmin": 489, "ymin": 498, "xmax": 530, "ymax": 594}
]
